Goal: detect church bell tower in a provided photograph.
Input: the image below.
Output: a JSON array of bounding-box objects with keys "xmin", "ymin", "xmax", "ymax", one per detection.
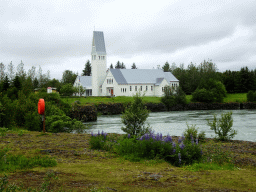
[{"xmin": 91, "ymin": 31, "xmax": 107, "ymax": 96}]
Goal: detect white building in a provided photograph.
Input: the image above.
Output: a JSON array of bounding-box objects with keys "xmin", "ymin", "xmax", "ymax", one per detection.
[{"xmin": 74, "ymin": 31, "xmax": 179, "ymax": 97}]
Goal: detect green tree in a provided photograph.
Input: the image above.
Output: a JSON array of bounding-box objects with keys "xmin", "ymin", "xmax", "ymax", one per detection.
[
  {"xmin": 121, "ymin": 93, "xmax": 151, "ymax": 137},
  {"xmin": 110, "ymin": 64, "xmax": 114, "ymax": 69},
  {"xmin": 0, "ymin": 62, "xmax": 5, "ymax": 82},
  {"xmin": 121, "ymin": 62, "xmax": 126, "ymax": 69},
  {"xmin": 174, "ymin": 86, "xmax": 187, "ymax": 105},
  {"xmin": 13, "ymin": 75, "xmax": 22, "ymax": 90},
  {"xmin": 162, "ymin": 62, "xmax": 170, "ymax": 72},
  {"xmin": 46, "ymin": 78, "xmax": 61, "ymax": 92},
  {"xmin": 60, "ymin": 83, "xmax": 76, "ymax": 96},
  {"xmin": 61, "ymin": 70, "xmax": 78, "ymax": 85},
  {"xmin": 115, "ymin": 61, "xmax": 121, "ymax": 69},
  {"xmin": 33, "ymin": 77, "xmax": 39, "ymax": 89},
  {"xmin": 161, "ymin": 86, "xmax": 176, "ymax": 111},
  {"xmin": 207, "ymin": 112, "xmax": 237, "ymax": 141},
  {"xmin": 74, "ymin": 85, "xmax": 86, "ymax": 96},
  {"xmin": 82, "ymin": 60, "xmax": 91, "ymax": 76},
  {"xmin": 131, "ymin": 63, "xmax": 137, "ymax": 69},
  {"xmin": 2, "ymin": 76, "xmax": 10, "ymax": 92}
]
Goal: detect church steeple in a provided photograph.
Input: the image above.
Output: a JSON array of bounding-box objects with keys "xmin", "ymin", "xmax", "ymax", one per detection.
[{"xmin": 91, "ymin": 31, "xmax": 107, "ymax": 96}]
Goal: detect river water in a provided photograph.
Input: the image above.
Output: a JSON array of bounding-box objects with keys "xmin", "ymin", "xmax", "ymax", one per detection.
[{"xmin": 83, "ymin": 109, "xmax": 256, "ymax": 142}]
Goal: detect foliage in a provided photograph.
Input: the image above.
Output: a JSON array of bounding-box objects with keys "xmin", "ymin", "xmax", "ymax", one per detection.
[
  {"xmin": 247, "ymin": 90, "xmax": 256, "ymax": 102},
  {"xmin": 162, "ymin": 61, "xmax": 170, "ymax": 72},
  {"xmin": 60, "ymin": 83, "xmax": 76, "ymax": 96},
  {"xmin": 115, "ymin": 61, "xmax": 126, "ymax": 69},
  {"xmin": 45, "ymin": 115, "xmax": 86, "ymax": 133},
  {"xmin": 0, "ymin": 127, "xmax": 8, "ymax": 137},
  {"xmin": 90, "ymin": 131, "xmax": 203, "ymax": 167},
  {"xmin": 161, "ymin": 86, "xmax": 187, "ymax": 110},
  {"xmin": 74, "ymin": 85, "xmax": 86, "ymax": 96},
  {"xmin": 192, "ymin": 79, "xmax": 227, "ymax": 103},
  {"xmin": 110, "ymin": 63, "xmax": 113, "ymax": 69},
  {"xmin": 2, "ymin": 76, "xmax": 10, "ymax": 92},
  {"xmin": 161, "ymin": 86, "xmax": 175, "ymax": 111},
  {"xmin": 121, "ymin": 93, "xmax": 151, "ymax": 137},
  {"xmin": 207, "ymin": 111, "xmax": 237, "ymax": 141},
  {"xmin": 183, "ymin": 124, "xmax": 206, "ymax": 143},
  {"xmin": 131, "ymin": 63, "xmax": 137, "ymax": 69},
  {"xmin": 82, "ymin": 60, "xmax": 91, "ymax": 76},
  {"xmin": 61, "ymin": 70, "xmax": 78, "ymax": 85},
  {"xmin": 0, "ymin": 147, "xmax": 57, "ymax": 172}
]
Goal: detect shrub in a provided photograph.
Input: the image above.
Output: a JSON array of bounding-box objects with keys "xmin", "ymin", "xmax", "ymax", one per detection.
[
  {"xmin": 121, "ymin": 93, "xmax": 151, "ymax": 137},
  {"xmin": 207, "ymin": 111, "xmax": 237, "ymax": 141},
  {"xmin": 247, "ymin": 90, "xmax": 255, "ymax": 102},
  {"xmin": 161, "ymin": 86, "xmax": 176, "ymax": 111},
  {"xmin": 191, "ymin": 88, "xmax": 214, "ymax": 103},
  {"xmin": 90, "ymin": 131, "xmax": 108, "ymax": 150},
  {"xmin": 183, "ymin": 124, "xmax": 206, "ymax": 143},
  {"xmin": 0, "ymin": 127, "xmax": 8, "ymax": 137}
]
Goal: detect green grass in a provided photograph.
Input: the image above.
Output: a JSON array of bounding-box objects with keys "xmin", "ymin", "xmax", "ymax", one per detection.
[{"xmin": 61, "ymin": 93, "xmax": 247, "ymax": 105}]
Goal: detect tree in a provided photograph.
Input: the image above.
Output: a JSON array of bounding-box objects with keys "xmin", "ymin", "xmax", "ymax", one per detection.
[
  {"xmin": 33, "ymin": 78, "xmax": 39, "ymax": 89},
  {"xmin": 82, "ymin": 60, "xmax": 91, "ymax": 76},
  {"xmin": 22, "ymin": 76, "xmax": 33, "ymax": 96},
  {"xmin": 61, "ymin": 70, "xmax": 78, "ymax": 85},
  {"xmin": 121, "ymin": 93, "xmax": 151, "ymax": 137},
  {"xmin": 161, "ymin": 86, "xmax": 176, "ymax": 111},
  {"xmin": 7, "ymin": 61, "xmax": 15, "ymax": 82},
  {"xmin": 121, "ymin": 62, "xmax": 126, "ymax": 69},
  {"xmin": 74, "ymin": 85, "xmax": 86, "ymax": 96},
  {"xmin": 2, "ymin": 76, "xmax": 10, "ymax": 92},
  {"xmin": 27, "ymin": 66, "xmax": 36, "ymax": 81},
  {"xmin": 131, "ymin": 63, "xmax": 137, "ymax": 69},
  {"xmin": 162, "ymin": 62, "xmax": 170, "ymax": 72},
  {"xmin": 110, "ymin": 64, "xmax": 114, "ymax": 69},
  {"xmin": 60, "ymin": 83, "xmax": 76, "ymax": 96},
  {"xmin": 47, "ymin": 78, "xmax": 61, "ymax": 92},
  {"xmin": 207, "ymin": 112, "xmax": 237, "ymax": 141},
  {"xmin": 0, "ymin": 62, "xmax": 5, "ymax": 82},
  {"xmin": 16, "ymin": 60, "xmax": 26, "ymax": 81},
  {"xmin": 115, "ymin": 61, "xmax": 121, "ymax": 69},
  {"xmin": 13, "ymin": 75, "xmax": 22, "ymax": 90}
]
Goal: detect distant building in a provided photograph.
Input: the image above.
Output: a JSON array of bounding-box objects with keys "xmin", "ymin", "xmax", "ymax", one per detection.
[{"xmin": 74, "ymin": 31, "xmax": 179, "ymax": 97}]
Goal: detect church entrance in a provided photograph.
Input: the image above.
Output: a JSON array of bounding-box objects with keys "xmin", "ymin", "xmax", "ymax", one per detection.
[{"xmin": 107, "ymin": 88, "xmax": 114, "ymax": 96}]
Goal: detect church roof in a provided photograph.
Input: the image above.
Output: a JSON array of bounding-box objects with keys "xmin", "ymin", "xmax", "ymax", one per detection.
[
  {"xmin": 92, "ymin": 31, "xmax": 106, "ymax": 55},
  {"xmin": 110, "ymin": 69, "xmax": 179, "ymax": 85},
  {"xmin": 76, "ymin": 76, "xmax": 92, "ymax": 89}
]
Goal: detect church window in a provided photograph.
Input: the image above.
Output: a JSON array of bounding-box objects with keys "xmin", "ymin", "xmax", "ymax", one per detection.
[
  {"xmin": 151, "ymin": 86, "xmax": 153, "ymax": 91},
  {"xmin": 125, "ymin": 88, "xmax": 126, "ymax": 92},
  {"xmin": 130, "ymin": 86, "xmax": 132, "ymax": 91},
  {"xmin": 103, "ymin": 56, "xmax": 105, "ymax": 60},
  {"xmin": 107, "ymin": 79, "xmax": 108, "ymax": 84},
  {"xmin": 112, "ymin": 79, "xmax": 113, "ymax": 84},
  {"xmin": 135, "ymin": 86, "xmax": 137, "ymax": 91},
  {"xmin": 141, "ymin": 86, "xmax": 142, "ymax": 91},
  {"xmin": 146, "ymin": 86, "xmax": 148, "ymax": 91}
]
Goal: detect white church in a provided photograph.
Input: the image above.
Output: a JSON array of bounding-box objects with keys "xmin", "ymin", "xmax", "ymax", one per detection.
[{"xmin": 73, "ymin": 31, "xmax": 179, "ymax": 97}]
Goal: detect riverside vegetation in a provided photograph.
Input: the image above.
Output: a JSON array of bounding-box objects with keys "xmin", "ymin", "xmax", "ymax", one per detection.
[{"xmin": 1, "ymin": 94, "xmax": 255, "ymax": 191}]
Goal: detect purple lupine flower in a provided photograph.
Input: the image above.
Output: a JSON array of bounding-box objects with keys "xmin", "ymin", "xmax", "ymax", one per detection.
[
  {"xmin": 196, "ymin": 138, "xmax": 198, "ymax": 145},
  {"xmin": 91, "ymin": 132, "xmax": 94, "ymax": 137},
  {"xmin": 127, "ymin": 134, "xmax": 130, "ymax": 139},
  {"xmin": 164, "ymin": 134, "xmax": 172, "ymax": 143},
  {"xmin": 173, "ymin": 149, "xmax": 176, "ymax": 153},
  {"xmin": 178, "ymin": 153, "xmax": 181, "ymax": 164},
  {"xmin": 181, "ymin": 134, "xmax": 185, "ymax": 141},
  {"xmin": 178, "ymin": 137, "xmax": 182, "ymax": 143},
  {"xmin": 160, "ymin": 133, "xmax": 162, "ymax": 140},
  {"xmin": 155, "ymin": 133, "xmax": 160, "ymax": 141},
  {"xmin": 101, "ymin": 130, "xmax": 104, "ymax": 136},
  {"xmin": 103, "ymin": 132, "xmax": 107, "ymax": 139},
  {"xmin": 172, "ymin": 142, "xmax": 176, "ymax": 148},
  {"xmin": 200, "ymin": 150, "xmax": 203, "ymax": 155},
  {"xmin": 98, "ymin": 130, "xmax": 100, "ymax": 136},
  {"xmin": 179, "ymin": 142, "xmax": 185, "ymax": 150}
]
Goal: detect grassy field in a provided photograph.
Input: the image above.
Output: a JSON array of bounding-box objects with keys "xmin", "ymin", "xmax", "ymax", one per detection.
[
  {"xmin": 0, "ymin": 129, "xmax": 256, "ymax": 191},
  {"xmin": 61, "ymin": 93, "xmax": 247, "ymax": 105}
]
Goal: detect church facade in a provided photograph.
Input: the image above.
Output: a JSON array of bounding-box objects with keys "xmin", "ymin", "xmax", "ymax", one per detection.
[{"xmin": 73, "ymin": 31, "xmax": 179, "ymax": 97}]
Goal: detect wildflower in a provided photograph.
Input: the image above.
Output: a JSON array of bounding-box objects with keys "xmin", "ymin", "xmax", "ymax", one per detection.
[
  {"xmin": 179, "ymin": 142, "xmax": 185, "ymax": 150},
  {"xmin": 164, "ymin": 134, "xmax": 172, "ymax": 143},
  {"xmin": 181, "ymin": 134, "xmax": 185, "ymax": 141},
  {"xmin": 160, "ymin": 133, "xmax": 162, "ymax": 140},
  {"xmin": 172, "ymin": 142, "xmax": 176, "ymax": 148},
  {"xmin": 173, "ymin": 149, "xmax": 176, "ymax": 154},
  {"xmin": 103, "ymin": 132, "xmax": 107, "ymax": 139},
  {"xmin": 127, "ymin": 134, "xmax": 130, "ymax": 139},
  {"xmin": 97, "ymin": 130, "xmax": 100, "ymax": 136},
  {"xmin": 91, "ymin": 132, "xmax": 94, "ymax": 137},
  {"xmin": 178, "ymin": 137, "xmax": 182, "ymax": 143}
]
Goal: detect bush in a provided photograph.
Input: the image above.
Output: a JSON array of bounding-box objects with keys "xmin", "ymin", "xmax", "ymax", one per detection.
[
  {"xmin": 183, "ymin": 124, "xmax": 206, "ymax": 143},
  {"xmin": 247, "ymin": 90, "xmax": 255, "ymax": 102},
  {"xmin": 161, "ymin": 86, "xmax": 176, "ymax": 111},
  {"xmin": 90, "ymin": 131, "xmax": 203, "ymax": 167},
  {"xmin": 45, "ymin": 115, "xmax": 86, "ymax": 133},
  {"xmin": 192, "ymin": 79, "xmax": 227, "ymax": 103},
  {"xmin": 121, "ymin": 93, "xmax": 151, "ymax": 137},
  {"xmin": 207, "ymin": 111, "xmax": 237, "ymax": 141}
]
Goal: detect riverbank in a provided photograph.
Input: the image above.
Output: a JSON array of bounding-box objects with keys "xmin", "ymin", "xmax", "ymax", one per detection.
[{"xmin": 0, "ymin": 130, "xmax": 255, "ymax": 191}]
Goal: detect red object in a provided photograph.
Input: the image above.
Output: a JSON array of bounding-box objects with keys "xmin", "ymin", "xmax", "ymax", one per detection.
[{"xmin": 38, "ymin": 99, "xmax": 45, "ymax": 115}]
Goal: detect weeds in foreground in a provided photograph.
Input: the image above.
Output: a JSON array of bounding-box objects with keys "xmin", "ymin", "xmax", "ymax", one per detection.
[{"xmin": 0, "ymin": 148, "xmax": 57, "ymax": 172}]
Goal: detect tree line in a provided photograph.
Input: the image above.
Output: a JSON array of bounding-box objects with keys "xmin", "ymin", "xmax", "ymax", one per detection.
[{"xmin": 162, "ymin": 60, "xmax": 256, "ymax": 94}]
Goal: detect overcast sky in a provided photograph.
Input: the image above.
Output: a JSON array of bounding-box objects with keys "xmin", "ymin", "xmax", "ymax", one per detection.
[{"xmin": 1, "ymin": 0, "xmax": 256, "ymax": 80}]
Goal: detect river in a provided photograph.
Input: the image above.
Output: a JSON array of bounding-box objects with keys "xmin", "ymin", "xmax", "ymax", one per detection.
[{"xmin": 83, "ymin": 109, "xmax": 256, "ymax": 142}]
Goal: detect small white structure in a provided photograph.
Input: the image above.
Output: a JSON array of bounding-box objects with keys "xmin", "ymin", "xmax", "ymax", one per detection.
[{"xmin": 74, "ymin": 31, "xmax": 179, "ymax": 97}]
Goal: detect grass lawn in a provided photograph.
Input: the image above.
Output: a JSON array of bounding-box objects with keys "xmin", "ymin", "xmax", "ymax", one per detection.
[
  {"xmin": 61, "ymin": 93, "xmax": 247, "ymax": 105},
  {"xmin": 0, "ymin": 129, "xmax": 255, "ymax": 191}
]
